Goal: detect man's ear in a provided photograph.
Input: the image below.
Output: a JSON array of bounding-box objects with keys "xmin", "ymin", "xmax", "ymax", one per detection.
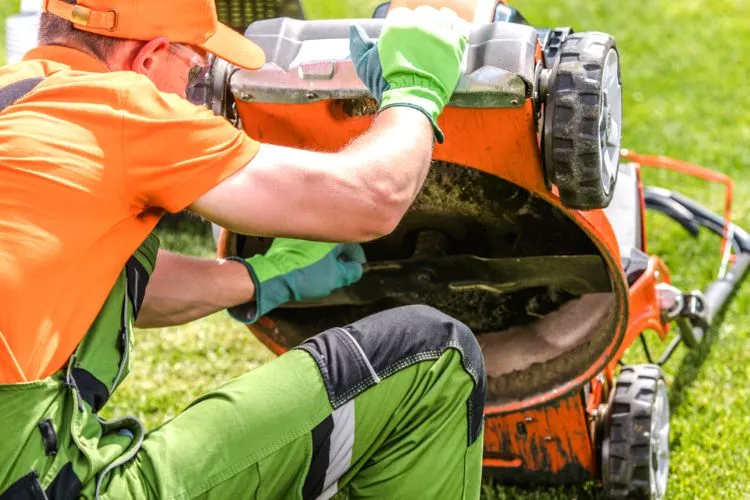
[{"xmin": 130, "ymin": 37, "xmax": 171, "ymax": 75}]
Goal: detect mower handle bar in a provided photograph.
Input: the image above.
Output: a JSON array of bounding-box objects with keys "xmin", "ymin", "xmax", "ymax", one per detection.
[{"xmin": 644, "ymin": 186, "xmax": 750, "ymax": 342}]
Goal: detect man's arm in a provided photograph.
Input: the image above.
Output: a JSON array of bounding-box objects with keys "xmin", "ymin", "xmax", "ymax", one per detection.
[
  {"xmin": 188, "ymin": 106, "xmax": 434, "ymax": 243},
  {"xmin": 134, "ymin": 250, "xmax": 254, "ymax": 328},
  {"xmin": 189, "ymin": 7, "xmax": 468, "ymax": 243},
  {"xmin": 136, "ymin": 9, "xmax": 468, "ymax": 328}
]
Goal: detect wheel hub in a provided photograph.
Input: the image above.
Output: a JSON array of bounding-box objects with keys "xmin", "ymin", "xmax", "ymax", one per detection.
[
  {"xmin": 598, "ymin": 48, "xmax": 622, "ymax": 197},
  {"xmin": 650, "ymin": 379, "xmax": 670, "ymax": 499}
]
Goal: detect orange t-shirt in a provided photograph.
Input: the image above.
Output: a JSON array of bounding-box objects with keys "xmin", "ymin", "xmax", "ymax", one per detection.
[{"xmin": 0, "ymin": 46, "xmax": 259, "ymax": 384}]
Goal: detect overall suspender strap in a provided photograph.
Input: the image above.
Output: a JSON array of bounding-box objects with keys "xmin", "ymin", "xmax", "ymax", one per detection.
[{"xmin": 0, "ymin": 78, "xmax": 44, "ymax": 112}]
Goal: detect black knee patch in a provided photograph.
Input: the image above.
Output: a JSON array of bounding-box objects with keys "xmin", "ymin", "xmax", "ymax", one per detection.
[{"xmin": 295, "ymin": 305, "xmax": 487, "ymax": 446}]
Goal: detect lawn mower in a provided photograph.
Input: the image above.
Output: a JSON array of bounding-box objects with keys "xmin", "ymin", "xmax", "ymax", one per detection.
[{"xmin": 194, "ymin": 0, "xmax": 750, "ymax": 497}]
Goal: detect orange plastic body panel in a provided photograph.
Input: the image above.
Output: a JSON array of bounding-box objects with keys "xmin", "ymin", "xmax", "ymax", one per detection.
[
  {"xmin": 483, "ymin": 392, "xmax": 596, "ymax": 482},
  {"xmin": 239, "ymin": 100, "xmax": 549, "ymax": 192},
  {"xmin": 608, "ymin": 256, "xmax": 672, "ymax": 374}
]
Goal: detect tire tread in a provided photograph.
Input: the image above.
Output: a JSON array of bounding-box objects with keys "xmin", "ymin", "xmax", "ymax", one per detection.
[
  {"xmin": 603, "ymin": 364, "xmax": 668, "ymax": 499},
  {"xmin": 548, "ymin": 32, "xmax": 620, "ymax": 209}
]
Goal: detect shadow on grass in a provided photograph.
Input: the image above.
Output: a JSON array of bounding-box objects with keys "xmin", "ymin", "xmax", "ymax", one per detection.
[{"xmin": 667, "ymin": 307, "xmax": 728, "ymax": 414}]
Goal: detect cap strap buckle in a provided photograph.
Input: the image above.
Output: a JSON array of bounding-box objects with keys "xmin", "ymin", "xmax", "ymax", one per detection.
[
  {"xmin": 71, "ymin": 5, "xmax": 90, "ymax": 26},
  {"xmin": 45, "ymin": 0, "xmax": 118, "ymax": 31}
]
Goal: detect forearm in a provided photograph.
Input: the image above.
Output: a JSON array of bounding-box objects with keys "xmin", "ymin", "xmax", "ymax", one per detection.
[
  {"xmin": 336, "ymin": 105, "xmax": 435, "ymax": 226},
  {"xmin": 292, "ymin": 105, "xmax": 435, "ymax": 240},
  {"xmin": 134, "ymin": 249, "xmax": 254, "ymax": 328},
  {"xmin": 190, "ymin": 106, "xmax": 435, "ymax": 243}
]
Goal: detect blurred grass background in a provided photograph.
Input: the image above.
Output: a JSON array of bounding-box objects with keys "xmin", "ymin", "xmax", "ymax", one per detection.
[
  {"xmin": 0, "ymin": 1, "xmax": 20, "ymax": 62},
  {"xmin": 2, "ymin": 0, "xmax": 749, "ymax": 498}
]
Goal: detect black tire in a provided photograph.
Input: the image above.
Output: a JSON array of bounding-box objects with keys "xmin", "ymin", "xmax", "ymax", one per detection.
[
  {"xmin": 545, "ymin": 32, "xmax": 623, "ymax": 209},
  {"xmin": 602, "ymin": 364, "xmax": 670, "ymax": 499}
]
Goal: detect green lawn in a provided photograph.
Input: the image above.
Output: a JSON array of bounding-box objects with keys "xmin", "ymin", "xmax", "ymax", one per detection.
[
  {"xmin": 0, "ymin": 0, "xmax": 21, "ymax": 65},
  {"xmin": 2, "ymin": 1, "xmax": 749, "ymax": 499}
]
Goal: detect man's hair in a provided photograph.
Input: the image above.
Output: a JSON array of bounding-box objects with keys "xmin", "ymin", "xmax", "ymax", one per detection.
[{"xmin": 38, "ymin": 0, "xmax": 126, "ymax": 61}]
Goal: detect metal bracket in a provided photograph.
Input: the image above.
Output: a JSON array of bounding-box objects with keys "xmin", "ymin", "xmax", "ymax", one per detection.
[
  {"xmin": 656, "ymin": 283, "xmax": 709, "ymax": 350},
  {"xmin": 682, "ymin": 291, "xmax": 710, "ymax": 329}
]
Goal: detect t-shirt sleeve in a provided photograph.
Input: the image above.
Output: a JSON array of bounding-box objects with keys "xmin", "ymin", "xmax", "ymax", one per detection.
[{"xmin": 121, "ymin": 79, "xmax": 260, "ymax": 214}]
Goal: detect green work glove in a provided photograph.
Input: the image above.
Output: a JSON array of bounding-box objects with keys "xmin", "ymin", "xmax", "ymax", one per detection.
[
  {"xmin": 227, "ymin": 238, "xmax": 366, "ymax": 324},
  {"xmin": 349, "ymin": 6, "xmax": 470, "ymax": 143}
]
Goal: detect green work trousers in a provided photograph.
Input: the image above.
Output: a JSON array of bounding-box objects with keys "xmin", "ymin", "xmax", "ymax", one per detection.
[{"xmin": 0, "ymin": 305, "xmax": 487, "ymax": 499}]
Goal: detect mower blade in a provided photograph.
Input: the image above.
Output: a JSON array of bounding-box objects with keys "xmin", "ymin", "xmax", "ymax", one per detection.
[{"xmin": 281, "ymin": 254, "xmax": 611, "ymax": 308}]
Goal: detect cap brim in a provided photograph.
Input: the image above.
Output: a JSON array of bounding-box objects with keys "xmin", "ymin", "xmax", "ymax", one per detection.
[{"xmin": 200, "ymin": 23, "xmax": 266, "ymax": 70}]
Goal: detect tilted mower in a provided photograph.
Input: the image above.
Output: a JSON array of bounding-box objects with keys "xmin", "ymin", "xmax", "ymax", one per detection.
[{"xmin": 192, "ymin": 0, "xmax": 750, "ymax": 497}]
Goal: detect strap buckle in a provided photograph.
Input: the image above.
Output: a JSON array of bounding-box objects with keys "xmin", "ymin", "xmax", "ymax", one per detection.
[
  {"xmin": 71, "ymin": 5, "xmax": 90, "ymax": 26},
  {"xmin": 44, "ymin": 0, "xmax": 118, "ymax": 31}
]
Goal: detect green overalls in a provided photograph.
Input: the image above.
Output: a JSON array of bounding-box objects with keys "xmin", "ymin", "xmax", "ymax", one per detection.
[
  {"xmin": 1, "ymin": 229, "xmax": 487, "ymax": 500},
  {"xmin": 0, "ymin": 234, "xmax": 159, "ymax": 499}
]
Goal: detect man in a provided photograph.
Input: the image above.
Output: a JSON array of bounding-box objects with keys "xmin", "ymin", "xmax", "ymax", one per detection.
[{"xmin": 0, "ymin": 0, "xmax": 487, "ymax": 498}]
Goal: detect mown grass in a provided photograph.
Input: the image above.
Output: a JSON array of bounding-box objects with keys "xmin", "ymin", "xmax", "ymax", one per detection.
[
  {"xmin": 0, "ymin": 0, "xmax": 21, "ymax": 66},
  {"xmin": 2, "ymin": 0, "xmax": 748, "ymax": 498}
]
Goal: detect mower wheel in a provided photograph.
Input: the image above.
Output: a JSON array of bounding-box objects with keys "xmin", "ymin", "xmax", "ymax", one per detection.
[
  {"xmin": 545, "ymin": 32, "xmax": 622, "ymax": 209},
  {"xmin": 602, "ymin": 364, "xmax": 670, "ymax": 500}
]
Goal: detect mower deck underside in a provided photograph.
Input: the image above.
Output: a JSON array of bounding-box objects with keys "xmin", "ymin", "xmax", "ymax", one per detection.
[{"xmin": 228, "ymin": 162, "xmax": 618, "ymax": 402}]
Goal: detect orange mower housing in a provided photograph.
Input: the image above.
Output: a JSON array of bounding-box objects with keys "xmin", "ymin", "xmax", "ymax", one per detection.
[{"xmin": 200, "ymin": 0, "xmax": 750, "ymax": 497}]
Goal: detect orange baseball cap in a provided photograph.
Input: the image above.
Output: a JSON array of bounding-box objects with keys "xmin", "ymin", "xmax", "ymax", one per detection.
[{"xmin": 42, "ymin": 0, "xmax": 266, "ymax": 70}]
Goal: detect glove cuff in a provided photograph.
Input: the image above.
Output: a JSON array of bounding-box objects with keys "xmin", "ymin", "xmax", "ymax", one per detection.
[
  {"xmin": 226, "ymin": 256, "xmax": 286, "ymax": 324},
  {"xmin": 380, "ymin": 87, "xmax": 446, "ymax": 143}
]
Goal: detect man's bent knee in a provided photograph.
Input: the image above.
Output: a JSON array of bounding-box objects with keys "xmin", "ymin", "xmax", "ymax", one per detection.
[{"xmin": 294, "ymin": 304, "xmax": 487, "ymax": 445}]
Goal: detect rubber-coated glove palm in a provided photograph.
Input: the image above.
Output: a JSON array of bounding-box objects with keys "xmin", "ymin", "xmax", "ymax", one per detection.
[
  {"xmin": 349, "ymin": 6, "xmax": 469, "ymax": 143},
  {"xmin": 228, "ymin": 238, "xmax": 366, "ymax": 324}
]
